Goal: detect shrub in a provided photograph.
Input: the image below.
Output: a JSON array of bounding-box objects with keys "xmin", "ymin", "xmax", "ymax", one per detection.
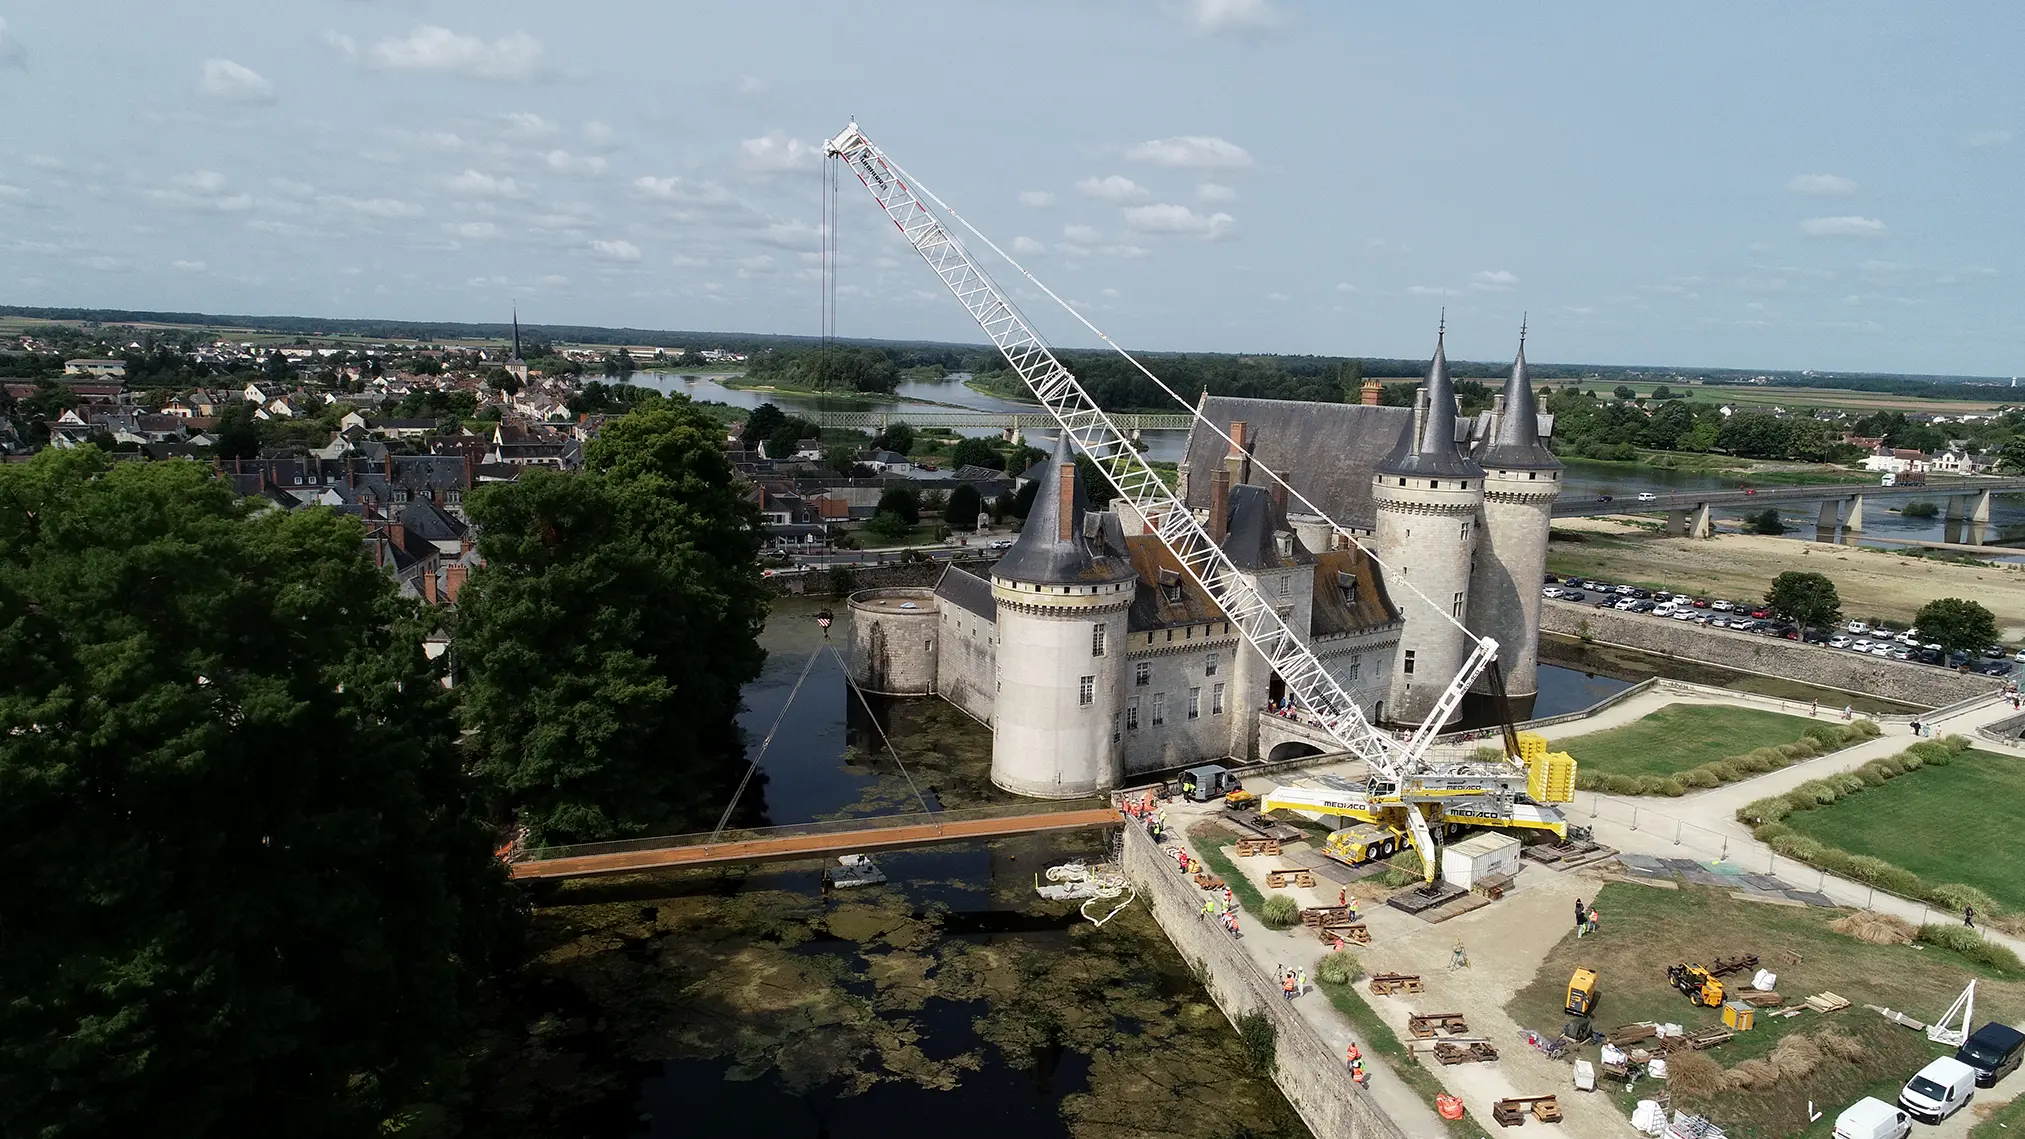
[
  {"xmin": 1667, "ymin": 1050, "xmax": 1725, "ymax": 1100},
  {"xmin": 1237, "ymin": 1009, "xmax": 1277, "ymax": 1074},
  {"xmin": 1927, "ymin": 883, "xmax": 1999, "ymax": 917},
  {"xmin": 1849, "ymin": 718, "xmax": 1883, "ymax": 739},
  {"xmin": 1709, "ymin": 761, "xmax": 1742, "ymax": 782},
  {"xmin": 1754, "ymin": 821, "xmax": 1792, "ymax": 842},
  {"xmin": 1260, "ymin": 894, "xmax": 1301, "ymax": 930},
  {"xmin": 1898, "ymin": 750, "xmax": 1924, "ymax": 771},
  {"xmin": 1916, "ymin": 924, "xmax": 2024, "ymax": 975},
  {"xmin": 1780, "ymin": 789, "xmax": 1820, "ymax": 815},
  {"xmin": 1735, "ymin": 753, "xmax": 1775, "ymax": 775},
  {"xmin": 1769, "ymin": 833, "xmax": 1828, "ymax": 862},
  {"xmin": 1908, "ymin": 741, "xmax": 1953, "ymax": 766},
  {"xmin": 1472, "ymin": 746, "xmax": 1505, "ymax": 765},
  {"xmin": 1802, "ymin": 724, "xmax": 1845, "ymax": 746},
  {"xmin": 1600, "ymin": 774, "xmax": 1643, "ymax": 795},
  {"xmin": 1778, "ymin": 740, "xmax": 1820, "ymax": 761},
  {"xmin": 1843, "ymin": 855, "xmax": 1921, "ymax": 896},
  {"xmin": 1830, "ymin": 772, "xmax": 1866, "ymax": 796},
  {"xmin": 1657, "ymin": 777, "xmax": 1685, "ymax": 797},
  {"xmin": 1750, "ymin": 746, "xmax": 1791, "ymax": 770},
  {"xmin": 1940, "ymin": 733, "xmax": 1973, "ymax": 754},
  {"xmin": 1738, "ymin": 797, "xmax": 1792, "ymax": 826},
  {"xmin": 1799, "ymin": 779, "xmax": 1840, "ymax": 805},
  {"xmin": 1857, "ymin": 766, "xmax": 1887, "ymax": 788},
  {"xmin": 1315, "ymin": 952, "xmax": 1362, "ymax": 986},
  {"xmin": 1680, "ymin": 768, "xmax": 1721, "ymax": 790},
  {"xmin": 1868, "ymin": 755, "xmax": 1905, "ymax": 777},
  {"xmin": 1575, "ymin": 771, "xmax": 1601, "ymax": 791}
]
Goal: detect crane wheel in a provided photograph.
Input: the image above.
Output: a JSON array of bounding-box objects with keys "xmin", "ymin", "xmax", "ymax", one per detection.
[
  {"xmin": 1381, "ymin": 839, "xmax": 1397, "ymax": 857},
  {"xmin": 1364, "ymin": 844, "xmax": 1380, "ymax": 862}
]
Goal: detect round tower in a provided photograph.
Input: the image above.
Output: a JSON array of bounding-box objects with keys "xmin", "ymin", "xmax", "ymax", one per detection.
[
  {"xmin": 989, "ymin": 435, "xmax": 1136, "ymax": 799},
  {"xmin": 1372, "ymin": 328, "xmax": 1484, "ymax": 726},
  {"xmin": 1468, "ymin": 333, "xmax": 1562, "ymax": 719}
]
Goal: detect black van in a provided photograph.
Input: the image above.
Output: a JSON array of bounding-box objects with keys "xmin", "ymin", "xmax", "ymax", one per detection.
[{"xmin": 1955, "ymin": 1022, "xmax": 2025, "ymax": 1088}]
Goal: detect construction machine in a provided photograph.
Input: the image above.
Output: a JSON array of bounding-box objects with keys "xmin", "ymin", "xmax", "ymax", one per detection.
[
  {"xmin": 1667, "ymin": 963, "xmax": 1725, "ymax": 1007},
  {"xmin": 1566, "ymin": 968, "xmax": 1600, "ymax": 1017},
  {"xmin": 822, "ymin": 121, "xmax": 1575, "ymax": 887}
]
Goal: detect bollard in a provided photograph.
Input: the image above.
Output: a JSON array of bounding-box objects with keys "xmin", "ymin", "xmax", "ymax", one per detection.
[
  {"xmin": 1674, "ymin": 820, "xmax": 1682, "ymax": 846},
  {"xmin": 1630, "ymin": 807, "xmax": 1640, "ymax": 832}
]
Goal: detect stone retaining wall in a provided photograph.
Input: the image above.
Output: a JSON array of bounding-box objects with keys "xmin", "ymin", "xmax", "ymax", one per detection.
[
  {"xmin": 1121, "ymin": 822, "xmax": 1407, "ymax": 1139},
  {"xmin": 1542, "ymin": 600, "xmax": 2000, "ymax": 708},
  {"xmin": 763, "ymin": 557, "xmax": 1000, "ymax": 597}
]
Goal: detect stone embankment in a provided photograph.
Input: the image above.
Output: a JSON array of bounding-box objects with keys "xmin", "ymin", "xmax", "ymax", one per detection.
[
  {"xmin": 1122, "ymin": 822, "xmax": 1409, "ymax": 1139},
  {"xmin": 1542, "ymin": 600, "xmax": 2000, "ymax": 707},
  {"xmin": 763, "ymin": 557, "xmax": 998, "ymax": 597}
]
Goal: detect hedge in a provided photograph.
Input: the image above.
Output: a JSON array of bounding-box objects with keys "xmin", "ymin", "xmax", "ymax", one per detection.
[
  {"xmin": 1916, "ymin": 924, "xmax": 2024, "ymax": 975},
  {"xmin": 1577, "ymin": 719, "xmax": 1879, "ymax": 796}
]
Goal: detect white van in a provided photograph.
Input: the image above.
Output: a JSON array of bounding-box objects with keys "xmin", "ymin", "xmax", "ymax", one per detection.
[
  {"xmin": 1835, "ymin": 1097, "xmax": 1910, "ymax": 1139},
  {"xmin": 1900, "ymin": 1056, "xmax": 1978, "ymax": 1123}
]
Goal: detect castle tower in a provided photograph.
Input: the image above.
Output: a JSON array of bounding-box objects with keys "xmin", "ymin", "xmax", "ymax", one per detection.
[
  {"xmin": 989, "ymin": 434, "xmax": 1136, "ymax": 798},
  {"xmin": 1467, "ymin": 332, "xmax": 1562, "ymax": 719},
  {"xmin": 1372, "ymin": 328, "xmax": 1484, "ymax": 725}
]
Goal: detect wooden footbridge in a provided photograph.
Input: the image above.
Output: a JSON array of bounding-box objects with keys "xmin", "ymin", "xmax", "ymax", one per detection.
[{"xmin": 508, "ymin": 803, "xmax": 1123, "ymax": 880}]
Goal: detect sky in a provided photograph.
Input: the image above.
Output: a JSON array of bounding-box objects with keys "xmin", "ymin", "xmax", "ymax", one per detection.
[{"xmin": 0, "ymin": 1, "xmax": 2020, "ymax": 375}]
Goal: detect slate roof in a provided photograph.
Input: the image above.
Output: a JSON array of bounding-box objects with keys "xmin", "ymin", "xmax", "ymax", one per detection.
[
  {"xmin": 1377, "ymin": 331, "xmax": 1483, "ymax": 480},
  {"xmin": 1219, "ymin": 484, "xmax": 1314, "ymax": 571},
  {"xmin": 1184, "ymin": 398, "xmax": 1414, "ymax": 531},
  {"xmin": 1308, "ymin": 549, "xmax": 1401, "ymax": 637},
  {"xmin": 1121, "ymin": 537, "xmax": 1225, "ymax": 632},
  {"xmin": 1476, "ymin": 343, "xmax": 1560, "ymax": 470},
  {"xmin": 933, "ymin": 565, "xmax": 998, "ymax": 620},
  {"xmin": 993, "ymin": 433, "xmax": 1136, "ymax": 587}
]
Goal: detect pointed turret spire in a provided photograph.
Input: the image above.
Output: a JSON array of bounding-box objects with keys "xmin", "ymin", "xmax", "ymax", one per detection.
[
  {"xmin": 1481, "ymin": 321, "xmax": 1560, "ymax": 470},
  {"xmin": 1377, "ymin": 322, "xmax": 1482, "ymax": 478},
  {"xmin": 993, "ymin": 434, "xmax": 1134, "ymax": 586},
  {"xmin": 511, "ymin": 305, "xmax": 522, "ymax": 362}
]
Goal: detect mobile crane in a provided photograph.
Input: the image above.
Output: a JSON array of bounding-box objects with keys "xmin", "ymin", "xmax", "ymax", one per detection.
[{"xmin": 822, "ymin": 122, "xmax": 1575, "ymax": 885}]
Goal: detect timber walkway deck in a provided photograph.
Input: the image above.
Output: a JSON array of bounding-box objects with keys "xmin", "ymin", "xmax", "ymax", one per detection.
[{"xmin": 509, "ymin": 805, "xmax": 1123, "ymax": 880}]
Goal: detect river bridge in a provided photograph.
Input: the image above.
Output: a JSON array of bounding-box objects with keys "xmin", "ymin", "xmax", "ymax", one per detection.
[
  {"xmin": 806, "ymin": 409, "xmax": 1193, "ymax": 431},
  {"xmin": 1552, "ymin": 475, "xmax": 2025, "ymax": 539},
  {"xmin": 508, "ymin": 803, "xmax": 1122, "ymax": 880}
]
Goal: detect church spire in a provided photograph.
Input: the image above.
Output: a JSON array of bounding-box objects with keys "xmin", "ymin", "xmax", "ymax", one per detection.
[{"xmin": 511, "ymin": 305, "xmax": 522, "ymax": 362}]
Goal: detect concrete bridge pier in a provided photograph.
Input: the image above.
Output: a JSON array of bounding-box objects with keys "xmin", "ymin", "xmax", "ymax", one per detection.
[
  {"xmin": 1817, "ymin": 500, "xmax": 1840, "ymax": 530},
  {"xmin": 1975, "ymin": 489, "xmax": 1994, "ymax": 523},
  {"xmin": 1688, "ymin": 502, "xmax": 1713, "ymax": 538},
  {"xmin": 1947, "ymin": 495, "xmax": 1966, "ymax": 521},
  {"xmin": 1846, "ymin": 495, "xmax": 1865, "ymax": 532},
  {"xmin": 1668, "ymin": 508, "xmax": 1688, "ymax": 537}
]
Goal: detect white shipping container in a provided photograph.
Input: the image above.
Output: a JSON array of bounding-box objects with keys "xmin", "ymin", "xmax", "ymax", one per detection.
[{"xmin": 1440, "ymin": 832, "xmax": 1522, "ymax": 890}]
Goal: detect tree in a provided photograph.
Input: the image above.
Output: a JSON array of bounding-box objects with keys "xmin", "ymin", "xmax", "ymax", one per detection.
[
  {"xmin": 0, "ymin": 450, "xmax": 514, "ymax": 1138},
  {"xmin": 822, "ymin": 446, "xmax": 859, "ymax": 475},
  {"xmin": 1651, "ymin": 385, "xmax": 1674, "ymax": 400},
  {"xmin": 944, "ymin": 484, "xmax": 984, "ymax": 527},
  {"xmin": 1767, "ymin": 571, "xmax": 1841, "ymax": 633},
  {"xmin": 1743, "ymin": 508, "xmax": 1785, "ymax": 534},
  {"xmin": 1613, "ymin": 385, "xmax": 1636, "ymax": 400},
  {"xmin": 743, "ymin": 402, "xmax": 787, "ymax": 445},
  {"xmin": 948, "ymin": 436, "xmax": 1005, "ymax": 471},
  {"xmin": 212, "ymin": 399, "xmax": 262, "ymax": 460},
  {"xmin": 1914, "ymin": 598, "xmax": 1999, "ymax": 661},
  {"xmin": 1997, "ymin": 438, "xmax": 2025, "ymax": 474},
  {"xmin": 766, "ymin": 416, "xmax": 817, "ymax": 460},
  {"xmin": 457, "ymin": 401, "xmax": 768, "ymax": 843},
  {"xmin": 876, "ymin": 487, "xmax": 921, "ymax": 523},
  {"xmin": 871, "ymin": 423, "xmax": 915, "ymax": 455},
  {"xmin": 1010, "ymin": 480, "xmax": 1040, "ymax": 519},
  {"xmin": 863, "ymin": 510, "xmax": 914, "ymax": 544},
  {"xmin": 1075, "ymin": 454, "xmax": 1117, "ymax": 507}
]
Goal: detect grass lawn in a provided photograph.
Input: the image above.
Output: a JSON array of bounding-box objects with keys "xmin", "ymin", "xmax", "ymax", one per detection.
[
  {"xmin": 1786, "ymin": 749, "xmax": 2025, "ymax": 912},
  {"xmin": 1552, "ymin": 703, "xmax": 1828, "ymax": 778},
  {"xmin": 1507, "ymin": 882, "xmax": 2024, "ymax": 1139}
]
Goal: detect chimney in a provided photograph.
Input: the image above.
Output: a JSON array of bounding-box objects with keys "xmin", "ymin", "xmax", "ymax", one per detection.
[
  {"xmin": 1056, "ymin": 462, "xmax": 1076, "ymax": 542},
  {"xmin": 384, "ymin": 454, "xmax": 394, "ymax": 480},
  {"xmin": 1360, "ymin": 379, "xmax": 1383, "ymax": 406},
  {"xmin": 1271, "ymin": 479, "xmax": 1288, "ymax": 518},
  {"xmin": 444, "ymin": 562, "xmax": 468, "ymax": 602},
  {"xmin": 1209, "ymin": 466, "xmax": 1231, "ymax": 542},
  {"xmin": 1226, "ymin": 420, "xmax": 1251, "ymax": 484},
  {"xmin": 421, "ymin": 569, "xmax": 438, "ymax": 605},
  {"xmin": 388, "ymin": 522, "xmax": 405, "ymax": 552}
]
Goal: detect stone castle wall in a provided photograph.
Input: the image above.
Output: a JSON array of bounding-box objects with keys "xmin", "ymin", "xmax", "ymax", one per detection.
[
  {"xmin": 1541, "ymin": 600, "xmax": 2002, "ymax": 708},
  {"xmin": 936, "ymin": 602, "xmax": 998, "ymax": 726},
  {"xmin": 844, "ymin": 589, "xmax": 939, "ymax": 696}
]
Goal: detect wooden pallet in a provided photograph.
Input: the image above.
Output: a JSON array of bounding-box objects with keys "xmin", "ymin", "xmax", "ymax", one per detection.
[
  {"xmin": 1433, "ymin": 1041, "xmax": 1499, "ymax": 1065},
  {"xmin": 1301, "ymin": 904, "xmax": 1357, "ymax": 928},
  {"xmin": 1737, "ymin": 989, "xmax": 1784, "ymax": 1007},
  {"xmin": 1708, "ymin": 954, "xmax": 1760, "ymax": 978},
  {"xmin": 1368, "ymin": 972, "xmax": 1424, "ymax": 996},
  {"xmin": 1409, "ymin": 1013, "xmax": 1471, "ymax": 1038},
  {"xmin": 1686, "ymin": 1027, "xmax": 1734, "ymax": 1050},
  {"xmin": 1806, "ymin": 992, "xmax": 1851, "ymax": 1013},
  {"xmin": 1266, "ymin": 868, "xmax": 1316, "ymax": 889},
  {"xmin": 1474, "ymin": 872, "xmax": 1515, "ymax": 900},
  {"xmin": 1321, "ymin": 923, "xmax": 1371, "ymax": 947},
  {"xmin": 1607, "ymin": 1024, "xmax": 1658, "ymax": 1047},
  {"xmin": 1494, "ymin": 1096, "xmax": 1561, "ymax": 1127},
  {"xmin": 1192, "ymin": 873, "xmax": 1225, "ymax": 891},
  {"xmin": 1234, "ymin": 838, "xmax": 1282, "ymax": 857}
]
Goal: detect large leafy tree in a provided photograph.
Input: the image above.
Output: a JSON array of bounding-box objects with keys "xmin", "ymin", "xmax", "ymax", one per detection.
[
  {"xmin": 943, "ymin": 484, "xmax": 985, "ymax": 527},
  {"xmin": 0, "ymin": 450, "xmax": 514, "ymax": 1139},
  {"xmin": 457, "ymin": 400, "xmax": 768, "ymax": 844},
  {"xmin": 1766, "ymin": 571, "xmax": 1841, "ymax": 633},
  {"xmin": 1915, "ymin": 598, "xmax": 2000, "ymax": 660}
]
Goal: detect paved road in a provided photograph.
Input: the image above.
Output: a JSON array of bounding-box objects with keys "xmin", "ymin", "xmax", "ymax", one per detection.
[{"xmin": 1551, "ymin": 476, "xmax": 2025, "ymax": 518}]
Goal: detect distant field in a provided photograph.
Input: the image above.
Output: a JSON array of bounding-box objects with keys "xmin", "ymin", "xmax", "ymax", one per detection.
[
  {"xmin": 1551, "ymin": 702, "xmax": 1823, "ymax": 778},
  {"xmin": 1785, "ymin": 748, "xmax": 2025, "ymax": 911},
  {"xmin": 1578, "ymin": 379, "xmax": 2015, "ymax": 413}
]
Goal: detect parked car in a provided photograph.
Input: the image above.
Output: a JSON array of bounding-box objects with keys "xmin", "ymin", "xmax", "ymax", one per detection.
[
  {"xmin": 1870, "ymin": 646, "xmax": 1893, "ymax": 657},
  {"xmin": 1692, "ymin": 597, "xmax": 1711, "ymax": 608},
  {"xmin": 1631, "ymin": 588, "xmax": 1654, "ymax": 600},
  {"xmin": 1829, "ymin": 635, "xmax": 1852, "ymax": 648},
  {"xmin": 1851, "ymin": 639, "xmax": 1873, "ymax": 651},
  {"xmin": 2012, "ymin": 647, "xmax": 2025, "ymax": 663},
  {"xmin": 1614, "ymin": 598, "xmax": 1639, "ymax": 611},
  {"xmin": 1749, "ymin": 607, "xmax": 1772, "ymax": 619},
  {"xmin": 1631, "ymin": 600, "xmax": 1657, "ymax": 613},
  {"xmin": 1543, "ymin": 586, "xmax": 1565, "ymax": 598},
  {"xmin": 1890, "ymin": 648, "xmax": 1911, "ymax": 660},
  {"xmin": 1919, "ymin": 649, "xmax": 1944, "ymax": 666},
  {"xmin": 1636, "ymin": 491, "xmax": 1658, "ymax": 502},
  {"xmin": 1744, "ymin": 487, "xmax": 1759, "ymax": 495},
  {"xmin": 1956, "ymin": 1021, "xmax": 2025, "ymax": 1087},
  {"xmin": 1671, "ymin": 609, "xmax": 1696, "ymax": 622},
  {"xmin": 988, "ymin": 538, "xmax": 1014, "ymax": 550},
  {"xmin": 1979, "ymin": 661, "xmax": 2014, "ymax": 677},
  {"xmin": 1544, "ymin": 573, "xmax": 1560, "ymax": 583},
  {"xmin": 1848, "ymin": 620, "xmax": 1871, "ymax": 634},
  {"xmin": 1615, "ymin": 584, "xmax": 1637, "ymax": 595},
  {"xmin": 1712, "ymin": 599, "xmax": 1735, "ymax": 611},
  {"xmin": 1561, "ymin": 590, "xmax": 1587, "ymax": 602}
]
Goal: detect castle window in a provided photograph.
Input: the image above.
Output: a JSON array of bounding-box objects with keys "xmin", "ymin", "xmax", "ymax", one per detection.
[
  {"xmin": 1151, "ymin": 694, "xmax": 1166, "ymax": 726},
  {"xmin": 1452, "ymin": 592, "xmax": 1464, "ymax": 618},
  {"xmin": 1461, "ymin": 520, "xmax": 1471, "ymax": 541},
  {"xmin": 1398, "ymin": 478, "xmax": 1406, "ymax": 487},
  {"xmin": 1278, "ymin": 575, "xmax": 1290, "ymax": 600},
  {"xmin": 1188, "ymin": 688, "xmax": 1200, "ymax": 720},
  {"xmin": 1206, "ymin": 653, "xmax": 1219, "ymax": 677},
  {"xmin": 1529, "ymin": 471, "xmax": 1538, "ymax": 480},
  {"xmin": 1112, "ymin": 714, "xmax": 1121, "ymax": 742},
  {"xmin": 1347, "ymin": 655, "xmax": 1362, "ymax": 682},
  {"xmin": 1126, "ymin": 698, "xmax": 1140, "ymax": 730},
  {"xmin": 1403, "ymin": 650, "xmax": 1416, "ymax": 676},
  {"xmin": 1212, "ymin": 683, "xmax": 1225, "ymax": 715},
  {"xmin": 1461, "ymin": 481, "xmax": 1469, "ymax": 490},
  {"xmin": 1079, "ymin": 675, "xmax": 1094, "ymax": 706},
  {"xmin": 1136, "ymin": 662, "xmax": 1150, "ymax": 686},
  {"xmin": 1092, "ymin": 624, "xmax": 1106, "ymax": 657},
  {"xmin": 1430, "ymin": 480, "xmax": 1439, "ymax": 490}
]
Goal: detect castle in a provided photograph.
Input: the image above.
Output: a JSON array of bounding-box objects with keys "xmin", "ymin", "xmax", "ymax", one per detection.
[{"xmin": 844, "ymin": 330, "xmax": 1561, "ymax": 798}]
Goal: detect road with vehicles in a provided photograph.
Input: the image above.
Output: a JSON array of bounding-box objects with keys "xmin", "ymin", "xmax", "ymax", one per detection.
[{"xmin": 1551, "ymin": 475, "xmax": 2025, "ymax": 518}]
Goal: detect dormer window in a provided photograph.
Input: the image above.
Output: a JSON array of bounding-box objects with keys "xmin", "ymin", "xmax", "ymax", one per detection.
[
  {"xmin": 1338, "ymin": 570, "xmax": 1358, "ymax": 606},
  {"xmin": 1158, "ymin": 567, "xmax": 1182, "ymax": 605}
]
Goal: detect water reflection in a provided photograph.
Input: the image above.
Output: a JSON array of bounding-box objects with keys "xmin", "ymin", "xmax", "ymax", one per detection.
[{"xmin": 1532, "ymin": 663, "xmax": 1635, "ymax": 718}]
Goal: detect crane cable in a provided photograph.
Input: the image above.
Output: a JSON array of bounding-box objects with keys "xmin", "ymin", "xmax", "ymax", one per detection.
[
  {"xmin": 709, "ymin": 646, "xmax": 823, "ymax": 844},
  {"xmin": 827, "ymin": 643, "xmax": 935, "ymax": 819},
  {"xmin": 872, "ymin": 151, "xmax": 1479, "ymax": 643}
]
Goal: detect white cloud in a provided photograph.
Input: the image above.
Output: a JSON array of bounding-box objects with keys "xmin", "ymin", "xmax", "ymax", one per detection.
[
  {"xmin": 738, "ymin": 133, "xmax": 819, "ymax": 172},
  {"xmin": 198, "ymin": 59, "xmax": 274, "ymax": 103},
  {"xmin": 501, "ymin": 112, "xmax": 557, "ymax": 139},
  {"xmin": 269, "ymin": 178, "xmax": 314, "ymax": 199},
  {"xmin": 172, "ymin": 259, "xmax": 207, "ymax": 272},
  {"xmin": 1266, "ymin": 291, "xmax": 1290, "ymax": 302},
  {"xmin": 1787, "ymin": 173, "xmax": 1857, "ymax": 195},
  {"xmin": 735, "ymin": 75, "xmax": 768, "ymax": 98},
  {"xmin": 324, "ymin": 196, "xmax": 422, "ymax": 218},
  {"xmin": 447, "ymin": 169, "xmax": 519, "ymax": 196},
  {"xmin": 1098, "ymin": 244, "xmax": 1149, "ymax": 259},
  {"xmin": 1800, "ymin": 215, "xmax": 1887, "ymax": 237},
  {"xmin": 1121, "ymin": 202, "xmax": 1234, "ymax": 239},
  {"xmin": 1406, "ymin": 285, "xmax": 1456, "ymax": 297},
  {"xmin": 1011, "ymin": 235, "xmax": 1046, "ymax": 256},
  {"xmin": 1196, "ymin": 182, "xmax": 1237, "ymax": 202},
  {"xmin": 1125, "ymin": 135, "xmax": 1254, "ymax": 170},
  {"xmin": 178, "ymin": 170, "xmax": 227, "ymax": 192},
  {"xmin": 1965, "ymin": 128, "xmax": 2015, "ymax": 149},
  {"xmin": 323, "ymin": 31, "xmax": 357, "ymax": 61},
  {"xmin": 1063, "ymin": 223, "xmax": 1101, "ymax": 243},
  {"xmin": 366, "ymin": 26, "xmax": 545, "ymax": 81},
  {"xmin": 1174, "ymin": 0, "xmax": 1284, "ymax": 36},
  {"xmin": 1018, "ymin": 190, "xmax": 1055, "ymax": 208},
  {"xmin": 0, "ymin": 17, "xmax": 27, "ymax": 69},
  {"xmin": 449, "ymin": 221, "xmax": 499, "ymax": 239},
  {"xmin": 1077, "ymin": 174, "xmax": 1150, "ymax": 203},
  {"xmin": 582, "ymin": 120, "xmax": 616, "ymax": 146},
  {"xmin": 589, "ymin": 238, "xmax": 641, "ymax": 262},
  {"xmin": 1101, "ymin": 287, "xmax": 1120, "ymax": 297},
  {"xmin": 26, "ymin": 154, "xmax": 62, "ymax": 170},
  {"xmin": 758, "ymin": 220, "xmax": 824, "ymax": 249},
  {"xmin": 1335, "ymin": 282, "xmax": 1358, "ymax": 293},
  {"xmin": 543, "ymin": 150, "xmax": 607, "ymax": 176},
  {"xmin": 148, "ymin": 172, "xmax": 254, "ymax": 212},
  {"xmin": 1470, "ymin": 269, "xmax": 1518, "ymax": 292}
]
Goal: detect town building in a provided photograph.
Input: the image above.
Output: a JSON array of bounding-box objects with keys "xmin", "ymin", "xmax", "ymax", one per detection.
[{"xmin": 845, "ymin": 330, "xmax": 1562, "ymax": 797}]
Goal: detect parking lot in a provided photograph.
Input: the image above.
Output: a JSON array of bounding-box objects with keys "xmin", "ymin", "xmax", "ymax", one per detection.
[{"xmin": 1544, "ymin": 575, "xmax": 2020, "ymax": 677}]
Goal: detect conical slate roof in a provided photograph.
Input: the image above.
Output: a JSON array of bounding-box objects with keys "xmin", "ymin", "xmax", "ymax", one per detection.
[
  {"xmin": 1377, "ymin": 328, "xmax": 1483, "ymax": 479},
  {"xmin": 993, "ymin": 434, "xmax": 1135, "ymax": 587},
  {"xmin": 1479, "ymin": 339, "xmax": 1560, "ymax": 470}
]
